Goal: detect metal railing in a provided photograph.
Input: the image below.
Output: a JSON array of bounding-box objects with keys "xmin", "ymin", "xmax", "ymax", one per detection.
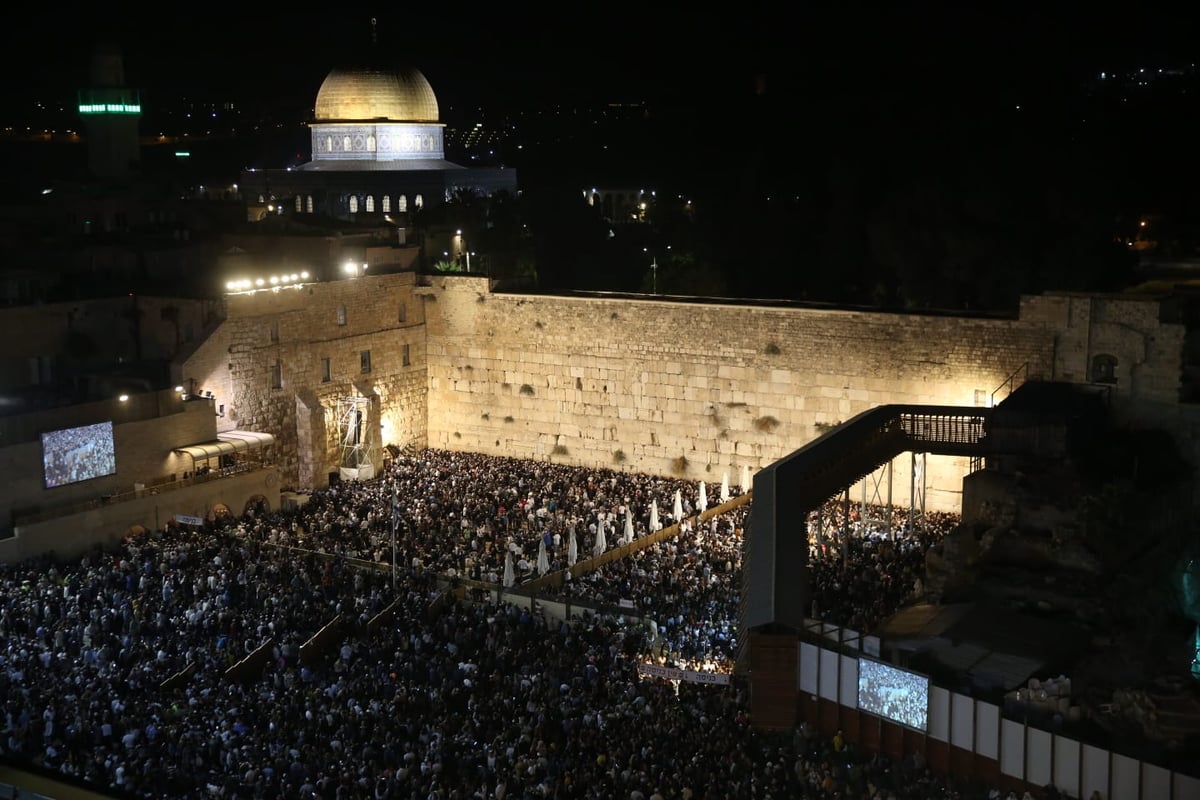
[{"xmin": 12, "ymin": 463, "xmax": 261, "ymax": 526}]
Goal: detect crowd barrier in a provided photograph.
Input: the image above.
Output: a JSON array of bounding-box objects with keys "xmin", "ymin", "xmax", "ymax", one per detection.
[
  {"xmin": 159, "ymin": 661, "xmax": 197, "ymax": 691},
  {"xmin": 299, "ymin": 615, "xmax": 345, "ymax": 666},
  {"xmin": 519, "ymin": 492, "xmax": 751, "ymax": 595},
  {"xmin": 223, "ymin": 638, "xmax": 275, "ymax": 683}
]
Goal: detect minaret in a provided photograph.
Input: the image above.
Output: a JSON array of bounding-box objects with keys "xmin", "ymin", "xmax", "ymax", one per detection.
[{"xmin": 77, "ymin": 41, "xmax": 142, "ymax": 180}]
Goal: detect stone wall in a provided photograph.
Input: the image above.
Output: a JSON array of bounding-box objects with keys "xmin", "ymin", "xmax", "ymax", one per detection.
[
  {"xmin": 181, "ymin": 274, "xmax": 1191, "ymax": 513},
  {"xmin": 422, "ymin": 278, "xmax": 1062, "ymax": 510},
  {"xmin": 182, "ymin": 272, "xmax": 427, "ymax": 491}
]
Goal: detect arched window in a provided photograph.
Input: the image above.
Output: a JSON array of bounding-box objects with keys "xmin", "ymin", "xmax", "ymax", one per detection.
[
  {"xmin": 367, "ymin": 135, "xmax": 376, "ymax": 152},
  {"xmin": 382, "ymin": 195, "xmax": 391, "ymax": 213},
  {"xmin": 257, "ymin": 195, "xmax": 265, "ymax": 204},
  {"xmin": 1091, "ymin": 354, "xmax": 1118, "ymax": 384},
  {"xmin": 398, "ymin": 195, "xmax": 408, "ymax": 213},
  {"xmin": 343, "ymin": 135, "xmax": 352, "ymax": 152},
  {"xmin": 414, "ymin": 194, "xmax": 424, "ymax": 210},
  {"xmin": 365, "ymin": 195, "xmax": 375, "ymax": 213},
  {"xmin": 337, "ymin": 304, "xmax": 347, "ymax": 326},
  {"xmin": 325, "ymin": 136, "xmax": 333, "ymax": 153},
  {"xmin": 295, "ymin": 195, "xmax": 302, "ymax": 212},
  {"xmin": 349, "ymin": 195, "xmax": 359, "ymax": 214},
  {"xmin": 306, "ymin": 195, "xmax": 314, "ymax": 213}
]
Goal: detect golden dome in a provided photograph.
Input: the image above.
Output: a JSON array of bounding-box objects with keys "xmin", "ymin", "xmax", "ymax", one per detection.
[{"xmin": 314, "ymin": 66, "xmax": 439, "ymax": 123}]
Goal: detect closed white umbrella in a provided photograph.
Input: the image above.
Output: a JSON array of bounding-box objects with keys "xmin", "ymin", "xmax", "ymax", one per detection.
[
  {"xmin": 720, "ymin": 472, "xmax": 730, "ymax": 504},
  {"xmin": 624, "ymin": 507, "xmax": 635, "ymax": 544},
  {"xmin": 593, "ymin": 517, "xmax": 607, "ymax": 557},
  {"xmin": 650, "ymin": 501, "xmax": 660, "ymax": 532},
  {"xmin": 698, "ymin": 481, "xmax": 708, "ymax": 514},
  {"xmin": 503, "ymin": 551, "xmax": 515, "ymax": 588},
  {"xmin": 741, "ymin": 464, "xmax": 751, "ymax": 495},
  {"xmin": 568, "ymin": 527, "xmax": 578, "ymax": 566},
  {"xmin": 537, "ymin": 539, "xmax": 550, "ymax": 576},
  {"xmin": 673, "ymin": 490, "xmax": 683, "ymax": 522}
]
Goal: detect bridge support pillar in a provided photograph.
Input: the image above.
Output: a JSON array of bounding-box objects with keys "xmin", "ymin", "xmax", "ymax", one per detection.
[{"xmin": 749, "ymin": 627, "xmax": 798, "ymax": 731}]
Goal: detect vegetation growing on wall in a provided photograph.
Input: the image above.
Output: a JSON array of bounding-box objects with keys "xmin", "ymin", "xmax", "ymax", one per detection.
[{"xmin": 754, "ymin": 415, "xmax": 781, "ymax": 433}]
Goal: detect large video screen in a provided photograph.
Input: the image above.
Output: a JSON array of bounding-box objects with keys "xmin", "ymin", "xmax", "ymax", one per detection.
[
  {"xmin": 857, "ymin": 658, "xmax": 930, "ymax": 731},
  {"xmin": 42, "ymin": 421, "xmax": 117, "ymax": 489}
]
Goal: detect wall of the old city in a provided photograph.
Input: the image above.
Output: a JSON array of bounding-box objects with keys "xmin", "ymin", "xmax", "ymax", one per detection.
[
  {"xmin": 421, "ymin": 278, "xmax": 1067, "ymax": 511},
  {"xmin": 182, "ymin": 272, "xmax": 427, "ymax": 491},
  {"xmin": 179, "ymin": 274, "xmax": 1190, "ymax": 511}
]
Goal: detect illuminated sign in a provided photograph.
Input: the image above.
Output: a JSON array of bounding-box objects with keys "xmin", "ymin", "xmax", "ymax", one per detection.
[{"xmin": 78, "ymin": 103, "xmax": 142, "ymax": 115}]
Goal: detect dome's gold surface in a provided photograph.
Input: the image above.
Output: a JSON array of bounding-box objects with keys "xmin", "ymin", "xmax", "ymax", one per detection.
[{"xmin": 314, "ymin": 67, "xmax": 439, "ymax": 122}]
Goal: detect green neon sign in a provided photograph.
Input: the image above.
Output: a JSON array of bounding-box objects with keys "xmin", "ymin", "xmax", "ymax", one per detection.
[{"xmin": 78, "ymin": 103, "xmax": 142, "ymax": 115}]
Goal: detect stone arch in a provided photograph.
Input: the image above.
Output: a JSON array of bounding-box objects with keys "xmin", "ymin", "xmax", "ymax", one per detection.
[
  {"xmin": 244, "ymin": 495, "xmax": 270, "ymax": 517},
  {"xmin": 1091, "ymin": 353, "xmax": 1118, "ymax": 384}
]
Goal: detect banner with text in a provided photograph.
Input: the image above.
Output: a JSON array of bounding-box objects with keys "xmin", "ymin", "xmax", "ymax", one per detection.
[{"xmin": 638, "ymin": 662, "xmax": 731, "ymax": 685}]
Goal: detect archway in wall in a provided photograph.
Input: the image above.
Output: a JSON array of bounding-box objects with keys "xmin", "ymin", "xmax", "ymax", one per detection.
[
  {"xmin": 244, "ymin": 495, "xmax": 270, "ymax": 518},
  {"xmin": 210, "ymin": 503, "xmax": 232, "ymax": 522}
]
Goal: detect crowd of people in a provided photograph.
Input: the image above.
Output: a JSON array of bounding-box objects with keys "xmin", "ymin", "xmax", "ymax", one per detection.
[{"xmin": 0, "ymin": 449, "xmax": 1071, "ymax": 800}]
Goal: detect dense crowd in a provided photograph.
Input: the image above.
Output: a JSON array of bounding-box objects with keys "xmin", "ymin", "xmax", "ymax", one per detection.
[{"xmin": 0, "ymin": 449, "xmax": 1069, "ymax": 800}]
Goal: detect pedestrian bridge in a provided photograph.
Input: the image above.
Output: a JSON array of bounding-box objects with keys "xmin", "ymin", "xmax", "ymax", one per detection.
[{"xmin": 741, "ymin": 403, "xmax": 992, "ymax": 634}]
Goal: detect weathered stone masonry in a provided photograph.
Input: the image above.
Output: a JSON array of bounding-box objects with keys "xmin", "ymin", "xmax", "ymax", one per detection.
[{"xmin": 183, "ymin": 275, "xmax": 1191, "ymax": 512}]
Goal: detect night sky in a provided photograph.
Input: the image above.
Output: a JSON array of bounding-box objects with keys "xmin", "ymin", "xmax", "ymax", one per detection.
[
  {"xmin": 4, "ymin": 3, "xmax": 1200, "ymax": 305},
  {"xmin": 4, "ymin": 5, "xmax": 1197, "ymax": 113}
]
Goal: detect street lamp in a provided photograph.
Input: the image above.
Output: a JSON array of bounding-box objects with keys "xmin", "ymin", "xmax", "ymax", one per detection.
[{"xmin": 456, "ymin": 229, "xmax": 471, "ymax": 273}]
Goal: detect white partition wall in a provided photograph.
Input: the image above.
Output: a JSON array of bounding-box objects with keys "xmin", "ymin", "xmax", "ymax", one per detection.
[
  {"xmin": 1143, "ymin": 763, "xmax": 1171, "ymax": 800},
  {"xmin": 929, "ymin": 686, "xmax": 950, "ymax": 742},
  {"xmin": 1174, "ymin": 771, "xmax": 1200, "ymax": 800},
  {"xmin": 1000, "ymin": 719, "xmax": 1025, "ymax": 779},
  {"xmin": 1112, "ymin": 753, "xmax": 1140, "ymax": 800},
  {"xmin": 951, "ymin": 693, "xmax": 975, "ymax": 750},
  {"xmin": 819, "ymin": 648, "xmax": 839, "ymax": 701},
  {"xmin": 975, "ymin": 702, "xmax": 999, "ymax": 760},
  {"xmin": 1081, "ymin": 744, "xmax": 1109, "ymax": 800},
  {"xmin": 839, "ymin": 655, "xmax": 858, "ymax": 709},
  {"xmin": 1053, "ymin": 735, "xmax": 1080, "ymax": 798},
  {"xmin": 789, "ymin": 639, "xmax": 1200, "ymax": 800},
  {"xmin": 1027, "ymin": 728, "xmax": 1052, "ymax": 787},
  {"xmin": 799, "ymin": 642, "xmax": 819, "ymax": 694}
]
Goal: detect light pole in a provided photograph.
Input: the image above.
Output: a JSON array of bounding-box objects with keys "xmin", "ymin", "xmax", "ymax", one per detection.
[
  {"xmin": 644, "ymin": 245, "xmax": 669, "ymax": 294},
  {"xmin": 456, "ymin": 229, "xmax": 471, "ymax": 272}
]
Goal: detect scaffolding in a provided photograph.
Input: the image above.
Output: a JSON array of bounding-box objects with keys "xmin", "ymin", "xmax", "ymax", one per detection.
[{"xmin": 336, "ymin": 396, "xmax": 377, "ymax": 481}]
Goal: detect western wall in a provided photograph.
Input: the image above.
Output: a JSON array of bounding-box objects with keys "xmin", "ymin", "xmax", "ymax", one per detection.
[
  {"xmin": 421, "ymin": 278, "xmax": 1060, "ymax": 512},
  {"xmin": 182, "ymin": 273, "xmax": 1194, "ymax": 514}
]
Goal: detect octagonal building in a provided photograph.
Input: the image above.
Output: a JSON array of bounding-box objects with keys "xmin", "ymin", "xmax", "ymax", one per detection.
[{"xmin": 240, "ymin": 56, "xmax": 517, "ymax": 222}]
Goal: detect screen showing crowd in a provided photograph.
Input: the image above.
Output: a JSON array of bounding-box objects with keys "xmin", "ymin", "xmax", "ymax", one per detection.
[
  {"xmin": 857, "ymin": 658, "xmax": 930, "ymax": 731},
  {"xmin": 42, "ymin": 421, "xmax": 117, "ymax": 489}
]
